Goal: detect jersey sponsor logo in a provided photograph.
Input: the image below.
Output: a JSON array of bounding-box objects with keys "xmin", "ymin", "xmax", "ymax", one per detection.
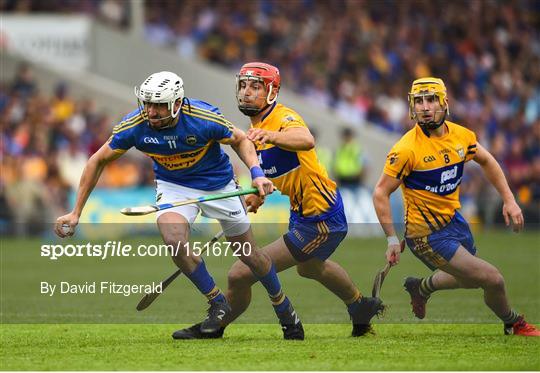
[
  {"xmin": 440, "ymin": 165, "xmax": 458, "ymax": 183},
  {"xmin": 143, "ymin": 137, "xmax": 160, "ymax": 144},
  {"xmin": 257, "ymin": 147, "xmax": 300, "ymax": 178},
  {"xmin": 146, "ymin": 144, "xmax": 211, "ymax": 170},
  {"xmin": 423, "ymin": 155, "xmax": 436, "ymax": 163},
  {"xmin": 186, "ymin": 135, "xmax": 197, "ymax": 145},
  {"xmin": 404, "ymin": 162, "xmax": 464, "ymax": 196},
  {"xmin": 263, "ymin": 166, "xmax": 278, "ymax": 175},
  {"xmin": 438, "ymin": 148, "xmax": 451, "ymax": 155}
]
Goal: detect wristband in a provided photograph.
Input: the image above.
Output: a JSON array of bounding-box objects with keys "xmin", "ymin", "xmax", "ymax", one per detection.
[
  {"xmin": 250, "ymin": 166, "xmax": 265, "ymax": 180},
  {"xmin": 387, "ymin": 236, "xmax": 400, "ymax": 246}
]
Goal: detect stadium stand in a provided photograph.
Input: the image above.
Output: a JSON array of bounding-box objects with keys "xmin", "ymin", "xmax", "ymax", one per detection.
[{"xmin": 1, "ymin": 0, "xmax": 538, "ymax": 234}]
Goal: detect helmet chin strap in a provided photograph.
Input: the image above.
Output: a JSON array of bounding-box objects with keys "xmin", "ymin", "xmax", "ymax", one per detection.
[
  {"xmin": 418, "ymin": 110, "xmax": 447, "ymax": 130},
  {"xmin": 238, "ymin": 102, "xmax": 270, "ymax": 117}
]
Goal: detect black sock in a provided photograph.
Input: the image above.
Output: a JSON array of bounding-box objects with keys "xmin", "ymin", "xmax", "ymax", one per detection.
[{"xmin": 501, "ymin": 309, "xmax": 520, "ymax": 326}]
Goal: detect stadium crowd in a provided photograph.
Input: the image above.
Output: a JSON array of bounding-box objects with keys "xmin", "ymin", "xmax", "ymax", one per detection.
[
  {"xmin": 142, "ymin": 0, "xmax": 539, "ymax": 222},
  {"xmin": 0, "ymin": 64, "xmax": 155, "ymax": 234},
  {"xmin": 1, "ymin": 0, "xmax": 539, "ymax": 234}
]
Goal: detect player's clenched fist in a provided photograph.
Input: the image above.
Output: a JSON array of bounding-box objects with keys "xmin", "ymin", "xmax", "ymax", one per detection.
[
  {"xmin": 245, "ymin": 194, "xmax": 265, "ymax": 214},
  {"xmin": 54, "ymin": 212, "xmax": 79, "ymax": 238}
]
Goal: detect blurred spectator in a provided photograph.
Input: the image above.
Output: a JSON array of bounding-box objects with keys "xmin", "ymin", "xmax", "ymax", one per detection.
[
  {"xmin": 1, "ymin": 63, "xmax": 148, "ymax": 235},
  {"xmin": 11, "ymin": 62, "xmax": 37, "ymax": 99},
  {"xmin": 2, "ymin": 1, "xmax": 539, "ymax": 227},
  {"xmin": 51, "ymin": 82, "xmax": 75, "ymax": 122},
  {"xmin": 56, "ymin": 136, "xmax": 88, "ymax": 190},
  {"xmin": 334, "ymin": 128, "xmax": 364, "ymax": 189}
]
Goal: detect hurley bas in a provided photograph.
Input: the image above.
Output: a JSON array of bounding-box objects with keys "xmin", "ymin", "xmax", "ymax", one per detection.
[{"xmin": 40, "ymin": 281, "xmax": 162, "ymax": 297}]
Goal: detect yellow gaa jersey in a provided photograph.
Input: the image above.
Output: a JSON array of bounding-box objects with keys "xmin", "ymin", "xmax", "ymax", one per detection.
[
  {"xmin": 384, "ymin": 121, "xmax": 477, "ymax": 238},
  {"xmin": 254, "ymin": 103, "xmax": 338, "ymax": 217}
]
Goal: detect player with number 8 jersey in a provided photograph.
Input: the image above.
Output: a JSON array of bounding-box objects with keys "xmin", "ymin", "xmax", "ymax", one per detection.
[{"xmin": 373, "ymin": 77, "xmax": 540, "ymax": 337}]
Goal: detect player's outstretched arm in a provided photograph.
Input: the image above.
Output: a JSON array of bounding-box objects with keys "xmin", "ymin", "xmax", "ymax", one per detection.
[
  {"xmin": 373, "ymin": 173, "xmax": 403, "ymax": 265},
  {"xmin": 473, "ymin": 143, "xmax": 524, "ymax": 232},
  {"xmin": 54, "ymin": 143, "xmax": 123, "ymax": 238},
  {"xmin": 222, "ymin": 126, "xmax": 274, "ymax": 197},
  {"xmin": 246, "ymin": 127, "xmax": 315, "ymax": 151}
]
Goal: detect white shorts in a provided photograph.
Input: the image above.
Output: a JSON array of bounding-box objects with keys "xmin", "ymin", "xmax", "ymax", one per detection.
[{"xmin": 155, "ymin": 179, "xmax": 250, "ymax": 237}]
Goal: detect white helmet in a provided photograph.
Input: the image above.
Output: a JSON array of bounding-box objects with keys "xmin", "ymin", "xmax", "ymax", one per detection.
[{"xmin": 134, "ymin": 71, "xmax": 184, "ymax": 119}]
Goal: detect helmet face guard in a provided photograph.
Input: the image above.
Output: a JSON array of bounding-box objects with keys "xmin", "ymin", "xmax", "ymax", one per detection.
[
  {"xmin": 408, "ymin": 77, "xmax": 449, "ymax": 130},
  {"xmin": 135, "ymin": 71, "xmax": 184, "ymax": 129},
  {"xmin": 236, "ymin": 62, "xmax": 280, "ymax": 117}
]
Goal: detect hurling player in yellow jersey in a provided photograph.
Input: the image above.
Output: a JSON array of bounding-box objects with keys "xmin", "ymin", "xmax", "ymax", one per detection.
[
  {"xmin": 221, "ymin": 62, "xmax": 384, "ymax": 337},
  {"xmin": 373, "ymin": 77, "xmax": 539, "ymax": 336}
]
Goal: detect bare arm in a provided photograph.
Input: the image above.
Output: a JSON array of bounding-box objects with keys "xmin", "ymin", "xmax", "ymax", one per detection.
[
  {"xmin": 220, "ymin": 126, "xmax": 274, "ymax": 197},
  {"xmin": 55, "ymin": 143, "xmax": 123, "ymax": 237},
  {"xmin": 473, "ymin": 142, "xmax": 524, "ymax": 231},
  {"xmin": 222, "ymin": 126, "xmax": 261, "ymax": 169},
  {"xmin": 373, "ymin": 173, "xmax": 402, "ymax": 237},
  {"xmin": 373, "ymin": 173, "xmax": 404, "ymax": 264},
  {"xmin": 247, "ymin": 127, "xmax": 315, "ymax": 151}
]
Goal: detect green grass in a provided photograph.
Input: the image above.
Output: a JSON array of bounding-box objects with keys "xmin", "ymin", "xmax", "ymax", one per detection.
[
  {"xmin": 1, "ymin": 230, "xmax": 540, "ymax": 370},
  {"xmin": 1, "ymin": 324, "xmax": 539, "ymax": 370}
]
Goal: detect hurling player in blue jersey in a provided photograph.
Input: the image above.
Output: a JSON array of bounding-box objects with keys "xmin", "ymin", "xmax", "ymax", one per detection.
[{"xmin": 54, "ymin": 71, "xmax": 304, "ymax": 340}]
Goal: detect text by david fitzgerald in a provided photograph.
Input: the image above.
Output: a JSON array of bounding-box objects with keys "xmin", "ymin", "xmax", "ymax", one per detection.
[{"xmin": 40, "ymin": 281, "xmax": 162, "ymax": 297}]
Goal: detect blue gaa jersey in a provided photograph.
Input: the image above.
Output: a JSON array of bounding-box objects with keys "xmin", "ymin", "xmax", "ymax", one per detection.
[{"xmin": 108, "ymin": 99, "xmax": 235, "ymax": 191}]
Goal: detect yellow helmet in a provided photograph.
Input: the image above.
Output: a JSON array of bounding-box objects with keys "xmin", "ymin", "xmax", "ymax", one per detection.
[{"xmin": 408, "ymin": 77, "xmax": 449, "ymax": 128}]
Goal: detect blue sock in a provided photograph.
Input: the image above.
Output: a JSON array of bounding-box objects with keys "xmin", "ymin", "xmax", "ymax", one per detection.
[
  {"xmin": 257, "ymin": 264, "xmax": 289, "ymax": 313},
  {"xmin": 257, "ymin": 263, "xmax": 282, "ymax": 295},
  {"xmin": 185, "ymin": 260, "xmax": 225, "ymax": 304},
  {"xmin": 273, "ymin": 295, "xmax": 291, "ymax": 314}
]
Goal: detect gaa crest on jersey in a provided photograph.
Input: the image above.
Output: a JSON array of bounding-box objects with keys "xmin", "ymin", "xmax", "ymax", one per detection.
[
  {"xmin": 186, "ymin": 135, "xmax": 197, "ymax": 145},
  {"xmin": 456, "ymin": 146, "xmax": 465, "ymax": 160}
]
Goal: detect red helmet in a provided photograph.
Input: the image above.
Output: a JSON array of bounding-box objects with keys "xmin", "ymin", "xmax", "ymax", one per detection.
[
  {"xmin": 238, "ymin": 62, "xmax": 281, "ymax": 91},
  {"xmin": 236, "ymin": 62, "xmax": 280, "ymax": 116}
]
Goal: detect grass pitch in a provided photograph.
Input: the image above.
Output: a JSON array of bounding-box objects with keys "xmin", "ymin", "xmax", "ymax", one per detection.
[
  {"xmin": 1, "ymin": 324, "xmax": 539, "ymax": 370},
  {"xmin": 1, "ymin": 230, "xmax": 539, "ymax": 370}
]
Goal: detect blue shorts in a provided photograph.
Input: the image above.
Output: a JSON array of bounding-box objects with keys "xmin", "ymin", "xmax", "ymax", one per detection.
[
  {"xmin": 283, "ymin": 195, "xmax": 348, "ymax": 262},
  {"xmin": 406, "ymin": 211, "xmax": 477, "ymax": 271}
]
